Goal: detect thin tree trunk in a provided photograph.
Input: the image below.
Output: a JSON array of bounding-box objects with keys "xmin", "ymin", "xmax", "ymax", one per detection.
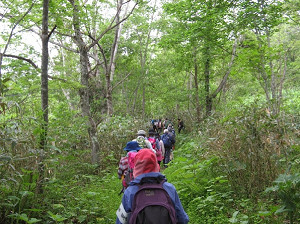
[
  {"xmin": 110, "ymin": 0, "xmax": 127, "ymax": 82},
  {"xmin": 106, "ymin": 0, "xmax": 127, "ymax": 116},
  {"xmin": 193, "ymin": 48, "xmax": 201, "ymax": 123},
  {"xmin": 204, "ymin": 46, "xmax": 212, "ymax": 117},
  {"xmin": 277, "ymin": 51, "xmax": 287, "ymax": 115},
  {"xmin": 37, "ymin": 0, "xmax": 49, "ymax": 194},
  {"xmin": 142, "ymin": 86, "xmax": 145, "ymax": 120},
  {"xmin": 210, "ymin": 37, "xmax": 238, "ymax": 99}
]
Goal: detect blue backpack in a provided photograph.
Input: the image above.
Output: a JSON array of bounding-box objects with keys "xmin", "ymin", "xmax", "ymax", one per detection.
[
  {"xmin": 161, "ymin": 133, "xmax": 172, "ymax": 148},
  {"xmin": 129, "ymin": 176, "xmax": 177, "ymax": 224}
]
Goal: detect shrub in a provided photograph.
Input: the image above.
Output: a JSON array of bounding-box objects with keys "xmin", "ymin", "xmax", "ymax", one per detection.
[{"xmin": 206, "ymin": 104, "xmax": 294, "ymax": 197}]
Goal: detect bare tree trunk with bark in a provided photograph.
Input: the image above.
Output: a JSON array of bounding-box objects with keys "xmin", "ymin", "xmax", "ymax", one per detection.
[
  {"xmin": 37, "ymin": 0, "xmax": 50, "ymax": 194},
  {"xmin": 70, "ymin": 0, "xmax": 100, "ymax": 165}
]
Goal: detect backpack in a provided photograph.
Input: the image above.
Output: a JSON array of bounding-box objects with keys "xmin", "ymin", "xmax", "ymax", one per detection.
[
  {"xmin": 148, "ymin": 137, "xmax": 157, "ymax": 150},
  {"xmin": 136, "ymin": 136, "xmax": 147, "ymax": 148},
  {"xmin": 149, "ymin": 137, "xmax": 162, "ymax": 160},
  {"xmin": 162, "ymin": 133, "xmax": 172, "ymax": 148},
  {"xmin": 129, "ymin": 176, "xmax": 177, "ymax": 224},
  {"xmin": 122, "ymin": 151, "xmax": 137, "ymax": 188}
]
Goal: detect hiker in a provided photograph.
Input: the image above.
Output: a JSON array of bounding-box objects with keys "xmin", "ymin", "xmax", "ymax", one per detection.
[
  {"xmin": 133, "ymin": 130, "xmax": 155, "ymax": 153},
  {"xmin": 148, "ymin": 129, "xmax": 163, "ymax": 166},
  {"xmin": 155, "ymin": 132, "xmax": 165, "ymax": 166},
  {"xmin": 157, "ymin": 118, "xmax": 163, "ymax": 134},
  {"xmin": 178, "ymin": 118, "xmax": 184, "ymax": 133},
  {"xmin": 168, "ymin": 124, "xmax": 176, "ymax": 138},
  {"xmin": 163, "ymin": 118, "xmax": 172, "ymax": 129},
  {"xmin": 116, "ymin": 148, "xmax": 189, "ymax": 224},
  {"xmin": 153, "ymin": 119, "xmax": 159, "ymax": 133},
  {"xmin": 117, "ymin": 141, "xmax": 142, "ymax": 192},
  {"xmin": 161, "ymin": 129, "xmax": 175, "ymax": 167}
]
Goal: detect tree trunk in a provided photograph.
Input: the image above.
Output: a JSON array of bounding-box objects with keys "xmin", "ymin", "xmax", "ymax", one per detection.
[
  {"xmin": 142, "ymin": 85, "xmax": 145, "ymax": 120},
  {"xmin": 204, "ymin": 46, "xmax": 212, "ymax": 117},
  {"xmin": 70, "ymin": 0, "xmax": 100, "ymax": 165},
  {"xmin": 37, "ymin": 0, "xmax": 49, "ymax": 194},
  {"xmin": 110, "ymin": 0, "xmax": 127, "ymax": 82},
  {"xmin": 210, "ymin": 37, "xmax": 238, "ymax": 99},
  {"xmin": 106, "ymin": 71, "xmax": 113, "ymax": 116},
  {"xmin": 193, "ymin": 48, "xmax": 201, "ymax": 123}
]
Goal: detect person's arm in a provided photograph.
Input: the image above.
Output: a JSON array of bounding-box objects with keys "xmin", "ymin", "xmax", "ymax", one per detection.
[
  {"xmin": 164, "ymin": 183, "xmax": 189, "ymax": 224},
  {"xmin": 116, "ymin": 194, "xmax": 130, "ymax": 224},
  {"xmin": 173, "ymin": 191, "xmax": 189, "ymax": 224},
  {"xmin": 145, "ymin": 140, "xmax": 156, "ymax": 153},
  {"xmin": 160, "ymin": 140, "xmax": 165, "ymax": 158}
]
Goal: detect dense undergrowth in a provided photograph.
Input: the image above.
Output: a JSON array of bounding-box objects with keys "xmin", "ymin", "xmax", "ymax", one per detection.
[{"xmin": 1, "ymin": 106, "xmax": 300, "ymax": 223}]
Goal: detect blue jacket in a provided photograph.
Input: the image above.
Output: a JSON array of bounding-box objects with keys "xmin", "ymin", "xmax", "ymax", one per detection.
[{"xmin": 116, "ymin": 172, "xmax": 189, "ymax": 224}]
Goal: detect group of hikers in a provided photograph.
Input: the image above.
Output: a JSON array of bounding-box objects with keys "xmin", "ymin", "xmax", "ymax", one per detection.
[{"xmin": 116, "ymin": 118, "xmax": 189, "ymax": 224}]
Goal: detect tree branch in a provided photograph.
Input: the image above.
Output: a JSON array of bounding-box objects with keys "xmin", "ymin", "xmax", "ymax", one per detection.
[
  {"xmin": 0, "ymin": 53, "xmax": 39, "ymax": 69},
  {"xmin": 112, "ymin": 72, "xmax": 132, "ymax": 90},
  {"xmin": 0, "ymin": 3, "xmax": 35, "ymax": 78},
  {"xmin": 48, "ymin": 24, "xmax": 57, "ymax": 39},
  {"xmin": 210, "ymin": 36, "xmax": 239, "ymax": 99},
  {"xmin": 87, "ymin": 0, "xmax": 138, "ymax": 50},
  {"xmin": 88, "ymin": 33, "xmax": 108, "ymax": 71},
  {"xmin": 48, "ymin": 75, "xmax": 67, "ymax": 82}
]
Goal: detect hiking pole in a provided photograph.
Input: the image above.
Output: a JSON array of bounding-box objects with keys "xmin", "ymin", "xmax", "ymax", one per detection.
[{"xmin": 119, "ymin": 186, "xmax": 125, "ymax": 195}]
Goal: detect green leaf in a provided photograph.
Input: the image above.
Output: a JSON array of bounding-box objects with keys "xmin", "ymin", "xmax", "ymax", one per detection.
[
  {"xmin": 47, "ymin": 211, "xmax": 67, "ymax": 222},
  {"xmin": 52, "ymin": 203, "xmax": 65, "ymax": 209},
  {"xmin": 87, "ymin": 191, "xmax": 98, "ymax": 197},
  {"xmin": 28, "ymin": 218, "xmax": 42, "ymax": 224},
  {"xmin": 275, "ymin": 206, "xmax": 291, "ymax": 214},
  {"xmin": 19, "ymin": 191, "xmax": 34, "ymax": 198},
  {"xmin": 265, "ymin": 186, "xmax": 278, "ymax": 192},
  {"xmin": 229, "ymin": 211, "xmax": 239, "ymax": 223},
  {"xmin": 258, "ymin": 211, "xmax": 272, "ymax": 216},
  {"xmin": 78, "ymin": 215, "xmax": 87, "ymax": 223},
  {"xmin": 18, "ymin": 213, "xmax": 29, "ymax": 222}
]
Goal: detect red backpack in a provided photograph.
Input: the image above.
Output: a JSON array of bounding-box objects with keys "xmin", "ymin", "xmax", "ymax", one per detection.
[
  {"xmin": 122, "ymin": 151, "xmax": 138, "ymax": 188},
  {"xmin": 148, "ymin": 137, "xmax": 162, "ymax": 161},
  {"xmin": 148, "ymin": 137, "xmax": 156, "ymax": 150}
]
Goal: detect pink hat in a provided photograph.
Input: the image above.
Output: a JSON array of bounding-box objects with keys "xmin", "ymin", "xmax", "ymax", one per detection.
[{"xmin": 133, "ymin": 148, "xmax": 159, "ymax": 178}]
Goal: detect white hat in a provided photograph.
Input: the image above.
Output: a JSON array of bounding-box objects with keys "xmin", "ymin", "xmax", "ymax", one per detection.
[
  {"xmin": 137, "ymin": 130, "xmax": 146, "ymax": 136},
  {"xmin": 164, "ymin": 129, "xmax": 168, "ymax": 133}
]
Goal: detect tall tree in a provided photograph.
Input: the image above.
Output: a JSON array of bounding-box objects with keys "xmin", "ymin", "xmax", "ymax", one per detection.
[
  {"xmin": 237, "ymin": 0, "xmax": 285, "ymax": 115},
  {"xmin": 37, "ymin": 0, "xmax": 57, "ymax": 194},
  {"xmin": 162, "ymin": 0, "xmax": 239, "ymax": 118},
  {"xmin": 66, "ymin": 0, "xmax": 137, "ymax": 164},
  {"xmin": 37, "ymin": 0, "xmax": 50, "ymax": 194}
]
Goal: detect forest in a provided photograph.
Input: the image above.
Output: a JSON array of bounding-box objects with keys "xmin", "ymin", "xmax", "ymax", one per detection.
[{"xmin": 0, "ymin": 0, "xmax": 299, "ymax": 223}]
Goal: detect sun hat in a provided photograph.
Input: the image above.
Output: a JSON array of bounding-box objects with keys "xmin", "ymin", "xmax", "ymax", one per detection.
[
  {"xmin": 148, "ymin": 129, "xmax": 156, "ymax": 135},
  {"xmin": 137, "ymin": 130, "xmax": 146, "ymax": 136},
  {"xmin": 124, "ymin": 141, "xmax": 142, "ymax": 152},
  {"xmin": 133, "ymin": 148, "xmax": 159, "ymax": 178}
]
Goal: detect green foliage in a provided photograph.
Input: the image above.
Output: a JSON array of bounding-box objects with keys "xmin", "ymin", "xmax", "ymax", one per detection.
[
  {"xmin": 163, "ymin": 135, "xmax": 233, "ymax": 223},
  {"xmin": 0, "ymin": 0, "xmax": 299, "ymax": 224},
  {"xmin": 162, "ymin": 134, "xmax": 286, "ymax": 224},
  {"xmin": 207, "ymin": 103, "xmax": 295, "ymax": 197},
  {"xmin": 97, "ymin": 115, "xmax": 149, "ymax": 168},
  {"xmin": 265, "ymin": 173, "xmax": 300, "ymax": 223}
]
